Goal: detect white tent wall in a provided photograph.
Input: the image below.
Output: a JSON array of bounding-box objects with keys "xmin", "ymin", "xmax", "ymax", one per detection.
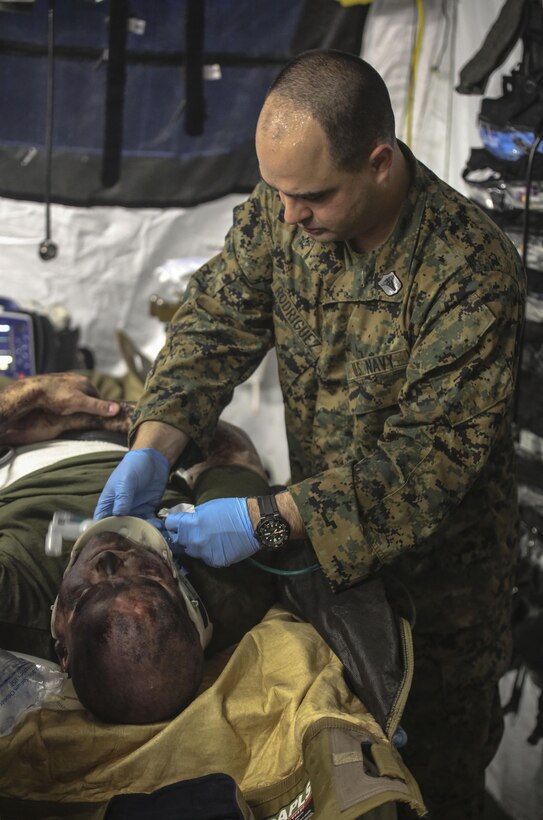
[
  {"xmin": 362, "ymin": 0, "xmax": 522, "ymax": 195},
  {"xmin": 0, "ymin": 195, "xmax": 240, "ymax": 376},
  {"xmin": 0, "ymin": 192, "xmax": 291, "ymax": 483},
  {"xmin": 486, "ymin": 670, "xmax": 543, "ymax": 820}
]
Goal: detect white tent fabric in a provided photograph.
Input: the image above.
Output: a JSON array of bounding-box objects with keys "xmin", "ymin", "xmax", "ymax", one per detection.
[
  {"xmin": 0, "ymin": 195, "xmax": 240, "ymax": 374},
  {"xmin": 361, "ymin": 0, "xmax": 522, "ymax": 194},
  {"xmin": 486, "ymin": 670, "xmax": 543, "ymax": 820},
  {"xmin": 0, "ymin": 194, "xmax": 291, "ymax": 483}
]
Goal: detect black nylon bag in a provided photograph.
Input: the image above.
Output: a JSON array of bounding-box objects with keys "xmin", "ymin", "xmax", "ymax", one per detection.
[
  {"xmin": 105, "ymin": 773, "xmax": 249, "ymax": 820},
  {"xmin": 275, "ymin": 542, "xmax": 410, "ymax": 737}
]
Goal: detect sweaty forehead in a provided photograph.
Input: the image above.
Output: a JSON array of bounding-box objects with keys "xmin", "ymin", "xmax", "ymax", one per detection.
[
  {"xmin": 258, "ymin": 96, "xmax": 315, "ymax": 141},
  {"xmin": 257, "ymin": 109, "xmax": 336, "ymax": 191}
]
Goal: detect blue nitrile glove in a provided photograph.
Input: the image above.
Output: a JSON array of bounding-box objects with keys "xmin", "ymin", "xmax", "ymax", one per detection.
[
  {"xmin": 94, "ymin": 448, "xmax": 170, "ymax": 520},
  {"xmin": 164, "ymin": 497, "xmax": 261, "ymax": 568},
  {"xmin": 392, "ymin": 726, "xmax": 408, "ymax": 749}
]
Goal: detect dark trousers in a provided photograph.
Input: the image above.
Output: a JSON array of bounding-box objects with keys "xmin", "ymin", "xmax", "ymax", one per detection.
[{"xmin": 400, "ymin": 626, "xmax": 507, "ymax": 820}]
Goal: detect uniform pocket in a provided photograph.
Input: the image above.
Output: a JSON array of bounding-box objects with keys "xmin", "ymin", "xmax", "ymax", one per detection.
[
  {"xmin": 346, "ymin": 348, "xmax": 409, "ymax": 415},
  {"xmin": 345, "ymin": 348, "xmax": 409, "ymax": 452},
  {"xmin": 413, "ymin": 301, "xmax": 513, "ymax": 427}
]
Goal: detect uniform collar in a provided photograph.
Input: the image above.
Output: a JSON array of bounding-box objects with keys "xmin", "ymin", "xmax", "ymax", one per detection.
[{"xmin": 297, "ymin": 142, "xmax": 427, "ymax": 304}]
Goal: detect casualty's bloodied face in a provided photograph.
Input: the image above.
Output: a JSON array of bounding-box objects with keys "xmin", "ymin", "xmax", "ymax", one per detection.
[
  {"xmin": 52, "ymin": 531, "xmax": 188, "ymax": 670},
  {"xmin": 51, "ymin": 526, "xmax": 205, "ymax": 725}
]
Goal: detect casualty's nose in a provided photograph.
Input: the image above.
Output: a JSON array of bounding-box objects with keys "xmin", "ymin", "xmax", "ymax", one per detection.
[{"xmin": 95, "ymin": 550, "xmax": 123, "ymax": 576}]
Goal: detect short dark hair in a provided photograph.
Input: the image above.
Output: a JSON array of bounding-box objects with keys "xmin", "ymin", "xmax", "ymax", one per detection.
[
  {"xmin": 268, "ymin": 49, "xmax": 396, "ymax": 170},
  {"xmin": 69, "ymin": 585, "xmax": 203, "ymax": 724}
]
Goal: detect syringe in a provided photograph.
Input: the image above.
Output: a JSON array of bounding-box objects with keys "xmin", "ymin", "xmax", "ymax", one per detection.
[{"xmin": 45, "ymin": 512, "xmax": 93, "ymax": 557}]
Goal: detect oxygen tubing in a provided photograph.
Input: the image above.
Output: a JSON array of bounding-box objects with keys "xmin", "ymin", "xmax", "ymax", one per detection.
[{"xmin": 248, "ymin": 557, "xmax": 320, "ymax": 576}]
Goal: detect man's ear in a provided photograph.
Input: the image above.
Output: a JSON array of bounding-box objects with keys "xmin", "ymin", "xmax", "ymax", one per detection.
[
  {"xmin": 369, "ymin": 143, "xmax": 394, "ymax": 181},
  {"xmin": 54, "ymin": 639, "xmax": 69, "ymax": 673}
]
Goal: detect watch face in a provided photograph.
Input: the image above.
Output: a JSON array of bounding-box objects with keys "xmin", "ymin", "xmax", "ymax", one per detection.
[{"xmin": 256, "ymin": 515, "xmax": 290, "ymax": 549}]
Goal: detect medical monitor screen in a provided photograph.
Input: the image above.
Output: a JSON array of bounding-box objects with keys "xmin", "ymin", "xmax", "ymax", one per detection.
[{"xmin": 0, "ymin": 311, "xmax": 35, "ymax": 378}]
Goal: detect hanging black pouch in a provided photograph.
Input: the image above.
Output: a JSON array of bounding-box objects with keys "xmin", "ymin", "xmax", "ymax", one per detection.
[{"xmin": 275, "ymin": 541, "xmax": 413, "ymax": 739}]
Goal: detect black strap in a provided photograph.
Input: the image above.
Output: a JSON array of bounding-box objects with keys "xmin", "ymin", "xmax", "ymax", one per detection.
[
  {"xmin": 502, "ymin": 665, "xmax": 527, "ymax": 715},
  {"xmin": 256, "ymin": 494, "xmax": 279, "ymax": 517},
  {"xmin": 101, "ymin": 0, "xmax": 129, "ymax": 187},
  {"xmin": 185, "ymin": 0, "xmax": 205, "ymax": 136},
  {"xmin": 39, "ymin": 0, "xmax": 58, "ymax": 261},
  {"xmin": 456, "ymin": 0, "xmax": 528, "ymax": 95}
]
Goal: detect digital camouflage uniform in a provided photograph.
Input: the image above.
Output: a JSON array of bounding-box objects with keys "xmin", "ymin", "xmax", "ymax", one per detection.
[{"xmin": 133, "ymin": 144, "xmax": 526, "ymax": 819}]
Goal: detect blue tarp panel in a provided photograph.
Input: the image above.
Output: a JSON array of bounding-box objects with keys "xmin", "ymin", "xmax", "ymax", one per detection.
[{"xmin": 0, "ymin": 0, "xmax": 367, "ymax": 206}]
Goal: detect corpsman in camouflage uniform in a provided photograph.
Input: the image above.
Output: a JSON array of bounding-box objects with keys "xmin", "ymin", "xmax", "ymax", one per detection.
[{"xmin": 96, "ymin": 50, "xmax": 526, "ymax": 819}]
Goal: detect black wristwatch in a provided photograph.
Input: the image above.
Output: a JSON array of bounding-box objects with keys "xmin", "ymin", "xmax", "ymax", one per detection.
[{"xmin": 253, "ymin": 494, "xmax": 290, "ymax": 550}]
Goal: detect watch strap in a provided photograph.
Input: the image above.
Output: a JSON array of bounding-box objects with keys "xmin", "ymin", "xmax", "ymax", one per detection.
[{"xmin": 257, "ymin": 494, "xmax": 280, "ymax": 517}]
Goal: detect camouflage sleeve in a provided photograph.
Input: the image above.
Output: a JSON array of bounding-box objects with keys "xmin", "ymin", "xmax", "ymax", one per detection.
[
  {"xmin": 130, "ymin": 182, "xmax": 277, "ymax": 456},
  {"xmin": 289, "ymin": 262, "xmax": 525, "ymax": 591}
]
